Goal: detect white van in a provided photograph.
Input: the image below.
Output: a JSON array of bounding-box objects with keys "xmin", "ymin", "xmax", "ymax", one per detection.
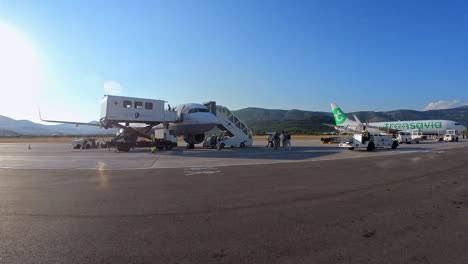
[
  {"xmin": 397, "ymin": 131, "xmax": 412, "ymax": 144},
  {"xmin": 216, "ymin": 131, "xmax": 251, "ymax": 149},
  {"xmin": 444, "ymin": 130, "xmax": 459, "ymax": 142},
  {"xmin": 397, "ymin": 130, "xmax": 422, "ymax": 144},
  {"xmin": 411, "ymin": 130, "xmax": 423, "ymax": 143}
]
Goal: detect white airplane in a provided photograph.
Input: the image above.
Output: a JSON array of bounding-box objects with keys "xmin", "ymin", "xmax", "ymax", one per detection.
[
  {"xmin": 330, "ymin": 103, "xmax": 466, "ymax": 136},
  {"xmin": 169, "ymin": 103, "xmax": 218, "ymax": 148},
  {"xmin": 41, "ymin": 96, "xmax": 218, "ymax": 150}
]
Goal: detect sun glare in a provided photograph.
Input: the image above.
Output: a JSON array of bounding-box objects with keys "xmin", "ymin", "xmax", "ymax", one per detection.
[{"xmin": 0, "ymin": 22, "xmax": 42, "ymax": 107}]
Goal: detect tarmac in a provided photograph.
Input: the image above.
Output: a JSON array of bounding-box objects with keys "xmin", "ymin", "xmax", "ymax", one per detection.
[
  {"xmin": 1, "ymin": 139, "xmax": 468, "ymax": 263},
  {"xmin": 0, "ymin": 139, "xmax": 465, "ymax": 170}
]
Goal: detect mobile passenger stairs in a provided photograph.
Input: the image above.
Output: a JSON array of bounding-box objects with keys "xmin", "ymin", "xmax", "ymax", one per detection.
[{"xmin": 203, "ymin": 102, "xmax": 253, "ymax": 149}]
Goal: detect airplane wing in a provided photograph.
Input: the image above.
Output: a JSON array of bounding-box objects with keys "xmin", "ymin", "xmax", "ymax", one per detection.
[
  {"xmin": 349, "ymin": 115, "xmax": 397, "ymax": 134},
  {"xmin": 353, "ymin": 114, "xmax": 362, "ymax": 124},
  {"xmin": 365, "ymin": 124, "xmax": 399, "ymax": 134},
  {"xmin": 39, "ymin": 111, "xmax": 103, "ymax": 127},
  {"xmin": 322, "ymin": 123, "xmax": 339, "ymax": 129},
  {"xmin": 322, "ymin": 123, "xmax": 358, "ymax": 133}
]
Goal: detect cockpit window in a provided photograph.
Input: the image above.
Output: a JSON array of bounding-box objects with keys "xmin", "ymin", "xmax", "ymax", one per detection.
[
  {"xmin": 454, "ymin": 123, "xmax": 460, "ymax": 126},
  {"xmin": 188, "ymin": 108, "xmax": 210, "ymax": 114}
]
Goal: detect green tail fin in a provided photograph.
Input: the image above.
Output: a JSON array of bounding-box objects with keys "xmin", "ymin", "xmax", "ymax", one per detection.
[{"xmin": 331, "ymin": 103, "xmax": 347, "ymax": 126}]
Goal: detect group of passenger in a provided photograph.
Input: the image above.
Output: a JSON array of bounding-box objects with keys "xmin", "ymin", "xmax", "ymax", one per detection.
[{"xmin": 266, "ymin": 131, "xmax": 292, "ymax": 150}]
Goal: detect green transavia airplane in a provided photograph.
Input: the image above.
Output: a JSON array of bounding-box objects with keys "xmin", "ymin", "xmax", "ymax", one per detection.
[{"xmin": 330, "ymin": 103, "xmax": 466, "ymax": 135}]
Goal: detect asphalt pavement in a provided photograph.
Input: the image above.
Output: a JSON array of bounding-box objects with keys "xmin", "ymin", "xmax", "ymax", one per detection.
[{"xmin": 1, "ymin": 143, "xmax": 468, "ymax": 263}]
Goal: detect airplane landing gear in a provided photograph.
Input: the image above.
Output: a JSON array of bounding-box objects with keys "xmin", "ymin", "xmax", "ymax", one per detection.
[{"xmin": 186, "ymin": 143, "xmax": 195, "ymax": 149}]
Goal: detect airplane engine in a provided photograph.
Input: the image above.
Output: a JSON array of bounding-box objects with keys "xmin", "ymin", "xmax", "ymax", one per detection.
[
  {"xmin": 183, "ymin": 134, "xmax": 205, "ymax": 144},
  {"xmin": 123, "ymin": 134, "xmax": 138, "ymax": 143}
]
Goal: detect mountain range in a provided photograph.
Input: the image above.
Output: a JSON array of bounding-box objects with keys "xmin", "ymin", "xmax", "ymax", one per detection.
[
  {"xmin": 1, "ymin": 105, "xmax": 467, "ymax": 136},
  {"xmin": 232, "ymin": 105, "xmax": 468, "ymax": 134}
]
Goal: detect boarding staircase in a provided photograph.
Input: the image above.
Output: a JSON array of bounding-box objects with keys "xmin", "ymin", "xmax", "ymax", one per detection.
[{"xmin": 203, "ymin": 102, "xmax": 253, "ymax": 147}]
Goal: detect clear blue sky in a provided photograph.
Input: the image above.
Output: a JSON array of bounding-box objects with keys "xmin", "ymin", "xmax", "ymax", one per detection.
[{"xmin": 0, "ymin": 0, "xmax": 467, "ymax": 122}]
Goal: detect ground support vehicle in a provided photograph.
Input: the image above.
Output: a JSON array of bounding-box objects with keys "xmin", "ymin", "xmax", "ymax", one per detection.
[
  {"xmin": 203, "ymin": 136, "xmax": 219, "ymax": 149},
  {"xmin": 320, "ymin": 136, "xmax": 340, "ymax": 144},
  {"xmin": 72, "ymin": 138, "xmax": 96, "ymax": 149},
  {"xmin": 108, "ymin": 129, "xmax": 177, "ymax": 152},
  {"xmin": 444, "ymin": 130, "xmax": 459, "ymax": 142},
  {"xmin": 215, "ymin": 131, "xmax": 250, "ymax": 150},
  {"xmin": 339, "ymin": 133, "xmax": 398, "ymax": 151},
  {"xmin": 397, "ymin": 129, "xmax": 423, "ymax": 144},
  {"xmin": 152, "ymin": 129, "xmax": 177, "ymax": 150},
  {"xmin": 209, "ymin": 104, "xmax": 253, "ymax": 150}
]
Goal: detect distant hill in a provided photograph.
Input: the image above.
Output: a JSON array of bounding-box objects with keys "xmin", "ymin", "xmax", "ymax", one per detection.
[
  {"xmin": 0, "ymin": 115, "xmax": 115, "ymax": 136},
  {"xmin": 232, "ymin": 106, "xmax": 468, "ymax": 134},
  {"xmin": 0, "ymin": 129, "xmax": 20, "ymax": 137},
  {"xmin": 351, "ymin": 106, "xmax": 468, "ymax": 123},
  {"xmin": 233, "ymin": 107, "xmax": 333, "ymax": 134}
]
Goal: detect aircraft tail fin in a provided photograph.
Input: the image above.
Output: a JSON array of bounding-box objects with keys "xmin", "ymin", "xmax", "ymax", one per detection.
[{"xmin": 330, "ymin": 103, "xmax": 349, "ymax": 126}]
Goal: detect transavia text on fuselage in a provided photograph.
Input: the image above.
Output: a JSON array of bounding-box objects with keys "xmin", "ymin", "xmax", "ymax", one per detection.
[{"xmin": 384, "ymin": 121, "xmax": 442, "ymax": 130}]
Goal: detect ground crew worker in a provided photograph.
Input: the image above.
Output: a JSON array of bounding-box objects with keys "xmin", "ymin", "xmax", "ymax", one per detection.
[
  {"xmin": 362, "ymin": 126, "xmax": 370, "ymax": 143},
  {"xmin": 151, "ymin": 134, "xmax": 157, "ymax": 153}
]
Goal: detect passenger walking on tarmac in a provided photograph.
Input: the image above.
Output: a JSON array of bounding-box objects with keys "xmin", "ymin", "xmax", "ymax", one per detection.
[
  {"xmin": 273, "ymin": 132, "xmax": 280, "ymax": 150},
  {"xmin": 266, "ymin": 134, "xmax": 274, "ymax": 147},
  {"xmin": 285, "ymin": 133, "xmax": 292, "ymax": 150},
  {"xmin": 280, "ymin": 131, "xmax": 286, "ymax": 149}
]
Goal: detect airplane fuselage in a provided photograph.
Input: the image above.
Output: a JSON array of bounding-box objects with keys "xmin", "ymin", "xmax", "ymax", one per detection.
[
  {"xmin": 370, "ymin": 120, "xmax": 465, "ymax": 135},
  {"xmin": 330, "ymin": 103, "xmax": 466, "ymax": 135},
  {"xmin": 337, "ymin": 120, "xmax": 465, "ymax": 135}
]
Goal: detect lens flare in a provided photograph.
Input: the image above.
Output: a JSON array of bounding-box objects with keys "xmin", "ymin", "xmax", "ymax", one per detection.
[{"xmin": 0, "ymin": 21, "xmax": 42, "ymax": 118}]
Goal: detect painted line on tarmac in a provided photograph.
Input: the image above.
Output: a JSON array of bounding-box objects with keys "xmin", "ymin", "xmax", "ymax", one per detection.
[{"xmin": 184, "ymin": 167, "xmax": 221, "ymax": 176}]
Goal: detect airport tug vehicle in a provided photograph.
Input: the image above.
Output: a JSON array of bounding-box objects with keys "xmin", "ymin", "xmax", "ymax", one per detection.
[
  {"xmin": 339, "ymin": 132, "xmax": 398, "ymax": 151},
  {"xmin": 151, "ymin": 129, "xmax": 177, "ymax": 150},
  {"xmin": 72, "ymin": 138, "xmax": 96, "ymax": 149},
  {"xmin": 443, "ymin": 129, "xmax": 459, "ymax": 142}
]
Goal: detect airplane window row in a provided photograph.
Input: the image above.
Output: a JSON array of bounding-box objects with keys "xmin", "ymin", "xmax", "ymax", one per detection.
[
  {"xmin": 188, "ymin": 108, "xmax": 210, "ymax": 114},
  {"xmin": 123, "ymin": 100, "xmax": 153, "ymax": 110}
]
